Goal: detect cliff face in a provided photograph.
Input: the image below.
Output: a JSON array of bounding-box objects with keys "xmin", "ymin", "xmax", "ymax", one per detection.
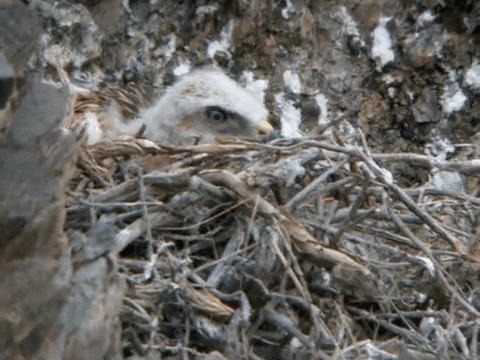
[
  {"xmin": 33, "ymin": 0, "xmax": 479, "ymax": 162},
  {"xmin": 1, "ymin": 1, "xmax": 479, "ymax": 359}
]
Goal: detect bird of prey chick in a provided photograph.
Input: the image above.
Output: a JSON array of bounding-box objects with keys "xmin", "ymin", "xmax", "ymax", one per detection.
[{"xmin": 69, "ymin": 69, "xmax": 273, "ymax": 146}]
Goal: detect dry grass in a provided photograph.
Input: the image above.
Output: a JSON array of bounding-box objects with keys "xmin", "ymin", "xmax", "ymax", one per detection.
[{"xmin": 65, "ymin": 133, "xmax": 480, "ymax": 359}]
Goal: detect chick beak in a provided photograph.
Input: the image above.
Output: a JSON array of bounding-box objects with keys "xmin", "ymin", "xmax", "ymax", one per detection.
[{"xmin": 255, "ymin": 119, "xmax": 274, "ymax": 135}]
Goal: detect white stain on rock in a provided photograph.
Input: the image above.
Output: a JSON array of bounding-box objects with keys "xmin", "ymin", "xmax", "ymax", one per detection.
[
  {"xmin": 432, "ymin": 171, "xmax": 465, "ymax": 193},
  {"xmin": 163, "ymin": 33, "xmax": 176, "ymax": 61},
  {"xmin": 314, "ymin": 93, "xmax": 329, "ymax": 125},
  {"xmin": 207, "ymin": 20, "xmax": 233, "ymax": 58},
  {"xmin": 275, "ymin": 92, "xmax": 302, "ymax": 138},
  {"xmin": 441, "ymin": 82, "xmax": 467, "ymax": 114},
  {"xmin": 173, "ymin": 63, "xmax": 191, "ymax": 77},
  {"xmin": 417, "ymin": 10, "xmax": 436, "ymax": 27},
  {"xmin": 281, "ymin": 0, "xmax": 296, "ymax": 20},
  {"xmin": 333, "ymin": 6, "xmax": 365, "ymax": 47},
  {"xmin": 283, "ymin": 70, "xmax": 302, "ymax": 94},
  {"xmin": 243, "ymin": 71, "xmax": 269, "ymax": 102},
  {"xmin": 371, "ymin": 17, "xmax": 395, "ymax": 71},
  {"xmin": 464, "ymin": 60, "xmax": 480, "ymax": 93}
]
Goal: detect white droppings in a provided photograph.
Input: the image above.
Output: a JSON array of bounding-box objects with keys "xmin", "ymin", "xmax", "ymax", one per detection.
[
  {"xmin": 144, "ymin": 255, "xmax": 155, "ymax": 280},
  {"xmin": 314, "ymin": 93, "xmax": 329, "ymax": 125},
  {"xmin": 382, "ymin": 74, "xmax": 395, "ymax": 85},
  {"xmin": 464, "ymin": 60, "xmax": 480, "ymax": 93},
  {"xmin": 163, "ymin": 33, "xmax": 176, "ymax": 61},
  {"xmin": 275, "ymin": 92, "xmax": 302, "ymax": 138},
  {"xmin": 195, "ymin": 4, "xmax": 219, "ymax": 17},
  {"xmin": 136, "ymin": 139, "xmax": 160, "ymax": 150},
  {"xmin": 419, "ymin": 316, "xmax": 436, "ymax": 336},
  {"xmin": 333, "ymin": 6, "xmax": 365, "ymax": 47},
  {"xmin": 242, "ymin": 71, "xmax": 255, "ymax": 83},
  {"xmin": 432, "ymin": 171, "xmax": 465, "ymax": 193},
  {"xmin": 387, "ymin": 87, "xmax": 397, "ymax": 99},
  {"xmin": 290, "ymin": 337, "xmax": 303, "ymax": 349},
  {"xmin": 207, "ymin": 20, "xmax": 233, "ymax": 58},
  {"xmin": 173, "ymin": 63, "xmax": 191, "ymax": 77},
  {"xmin": 441, "ymin": 82, "xmax": 467, "ymax": 114},
  {"xmin": 83, "ymin": 112, "xmax": 103, "ymax": 145},
  {"xmin": 416, "ymin": 256, "xmax": 435, "ymax": 277},
  {"xmin": 371, "ymin": 17, "xmax": 395, "ymax": 71},
  {"xmin": 417, "ymin": 10, "xmax": 436, "ymax": 27},
  {"xmin": 283, "ymin": 70, "xmax": 302, "ymax": 94},
  {"xmin": 425, "ymin": 134, "xmax": 455, "ymax": 164},
  {"xmin": 281, "ymin": 0, "xmax": 295, "ymax": 19},
  {"xmin": 243, "ymin": 71, "xmax": 269, "ymax": 102},
  {"xmin": 416, "ymin": 292, "xmax": 428, "ymax": 304}
]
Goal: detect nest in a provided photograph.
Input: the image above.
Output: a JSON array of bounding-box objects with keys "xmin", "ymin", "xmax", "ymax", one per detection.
[{"xmin": 65, "ymin": 132, "xmax": 480, "ymax": 359}]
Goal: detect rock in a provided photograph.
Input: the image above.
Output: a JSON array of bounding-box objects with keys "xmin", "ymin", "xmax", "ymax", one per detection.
[
  {"xmin": 0, "ymin": 78, "xmax": 124, "ymax": 359},
  {"xmin": 6, "ymin": 81, "xmax": 71, "ymax": 147},
  {"xmin": 0, "ymin": 2, "xmax": 124, "ymax": 359},
  {"xmin": 0, "ymin": 3, "xmax": 41, "ymax": 137},
  {"xmin": 0, "ymin": 1, "xmax": 40, "ymax": 73},
  {"xmin": 0, "ymin": 53, "xmax": 14, "ymax": 109},
  {"xmin": 0, "ymin": 52, "xmax": 14, "ymax": 125},
  {"xmin": 90, "ymin": 0, "xmax": 127, "ymax": 36},
  {"xmin": 412, "ymin": 88, "xmax": 440, "ymax": 123},
  {"xmin": 403, "ymin": 30, "xmax": 441, "ymax": 69}
]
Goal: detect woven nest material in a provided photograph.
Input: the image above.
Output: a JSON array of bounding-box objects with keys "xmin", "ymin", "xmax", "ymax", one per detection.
[{"xmin": 65, "ymin": 131, "xmax": 480, "ymax": 359}]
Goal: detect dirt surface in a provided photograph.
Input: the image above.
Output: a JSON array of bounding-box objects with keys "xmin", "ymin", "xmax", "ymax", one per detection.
[{"xmin": 1, "ymin": 1, "xmax": 479, "ymax": 359}]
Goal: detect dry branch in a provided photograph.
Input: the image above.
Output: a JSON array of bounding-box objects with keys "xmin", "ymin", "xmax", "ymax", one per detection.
[{"xmin": 66, "ymin": 135, "xmax": 480, "ymax": 358}]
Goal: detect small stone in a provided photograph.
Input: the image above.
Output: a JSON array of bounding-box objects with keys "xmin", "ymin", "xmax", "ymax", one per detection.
[{"xmin": 412, "ymin": 88, "xmax": 440, "ymax": 123}]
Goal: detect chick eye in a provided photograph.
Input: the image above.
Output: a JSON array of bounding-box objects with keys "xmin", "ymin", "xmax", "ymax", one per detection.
[{"xmin": 206, "ymin": 106, "xmax": 227, "ymax": 123}]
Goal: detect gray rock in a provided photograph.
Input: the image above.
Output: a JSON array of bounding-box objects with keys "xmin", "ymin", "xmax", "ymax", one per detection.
[
  {"xmin": 0, "ymin": 52, "xmax": 14, "ymax": 109},
  {"xmin": 412, "ymin": 88, "xmax": 440, "ymax": 123},
  {"xmin": 0, "ymin": 3, "xmax": 124, "ymax": 359},
  {"xmin": 0, "ymin": 2, "xmax": 40, "ymax": 73}
]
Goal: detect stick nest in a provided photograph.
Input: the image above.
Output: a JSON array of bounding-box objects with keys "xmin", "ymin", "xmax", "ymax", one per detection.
[{"xmin": 66, "ymin": 133, "xmax": 480, "ymax": 359}]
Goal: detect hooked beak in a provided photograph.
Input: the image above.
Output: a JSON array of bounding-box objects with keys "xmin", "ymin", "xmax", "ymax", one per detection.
[{"xmin": 255, "ymin": 119, "xmax": 274, "ymax": 135}]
